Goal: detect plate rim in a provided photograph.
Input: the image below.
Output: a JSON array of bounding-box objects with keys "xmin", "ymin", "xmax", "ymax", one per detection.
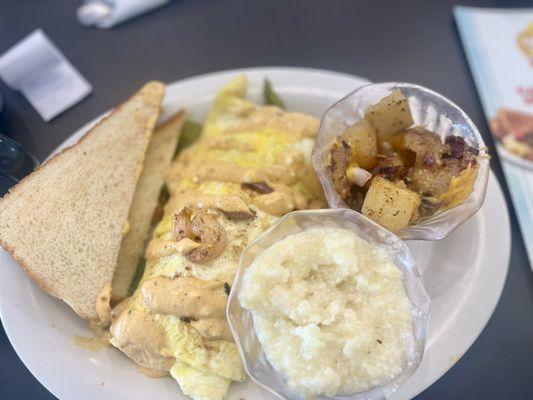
[{"xmin": 392, "ymin": 171, "xmax": 510, "ymax": 400}]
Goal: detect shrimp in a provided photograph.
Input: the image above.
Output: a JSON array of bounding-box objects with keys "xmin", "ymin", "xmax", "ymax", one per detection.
[{"xmin": 173, "ymin": 207, "xmax": 228, "ymax": 263}]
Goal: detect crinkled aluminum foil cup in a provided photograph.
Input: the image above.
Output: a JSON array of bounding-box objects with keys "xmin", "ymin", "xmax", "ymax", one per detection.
[
  {"xmin": 227, "ymin": 209, "xmax": 430, "ymax": 400},
  {"xmin": 311, "ymin": 82, "xmax": 490, "ymax": 240}
]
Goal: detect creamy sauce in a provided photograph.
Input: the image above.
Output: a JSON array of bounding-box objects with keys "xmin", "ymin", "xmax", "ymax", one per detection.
[
  {"xmin": 137, "ymin": 366, "xmax": 169, "ymax": 378},
  {"xmin": 94, "ymin": 284, "xmax": 112, "ymax": 328},
  {"xmin": 145, "ymin": 238, "xmax": 200, "ymax": 260},
  {"xmin": 74, "ymin": 335, "xmax": 109, "ymax": 351},
  {"xmin": 140, "ymin": 276, "xmax": 227, "ymax": 319},
  {"xmin": 165, "ymin": 142, "xmax": 323, "ymax": 217},
  {"xmin": 164, "ymin": 192, "xmax": 251, "ymax": 218},
  {"xmin": 264, "ymin": 164, "xmax": 299, "ymax": 185},
  {"xmin": 206, "ymin": 138, "xmax": 256, "ymax": 152},
  {"xmin": 74, "ymin": 320, "xmax": 111, "ymax": 351},
  {"xmin": 239, "ymin": 228, "xmax": 417, "ymax": 398},
  {"xmin": 110, "ymin": 306, "xmax": 175, "ymax": 371},
  {"xmin": 252, "ymin": 191, "xmax": 295, "ymax": 216},
  {"xmin": 145, "ymin": 209, "xmax": 277, "ymax": 285},
  {"xmin": 111, "ymin": 297, "xmax": 131, "ymax": 323},
  {"xmin": 108, "ymin": 79, "xmax": 327, "ymax": 398},
  {"xmin": 223, "ymin": 106, "xmax": 319, "ymax": 139},
  {"xmin": 196, "ymin": 161, "xmax": 264, "ymax": 184},
  {"xmin": 190, "ymin": 318, "xmax": 233, "ymax": 341}
]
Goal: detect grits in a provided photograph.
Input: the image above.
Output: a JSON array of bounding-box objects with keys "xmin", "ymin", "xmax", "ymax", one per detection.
[{"xmin": 239, "ymin": 228, "xmax": 417, "ymax": 398}]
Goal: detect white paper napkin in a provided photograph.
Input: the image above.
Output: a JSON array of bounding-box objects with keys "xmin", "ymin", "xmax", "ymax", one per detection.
[
  {"xmin": 0, "ymin": 29, "xmax": 92, "ymax": 121},
  {"xmin": 77, "ymin": 0, "xmax": 170, "ymax": 28}
]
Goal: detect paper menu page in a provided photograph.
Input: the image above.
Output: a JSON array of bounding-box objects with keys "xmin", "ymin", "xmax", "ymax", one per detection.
[{"xmin": 455, "ymin": 6, "xmax": 533, "ymax": 266}]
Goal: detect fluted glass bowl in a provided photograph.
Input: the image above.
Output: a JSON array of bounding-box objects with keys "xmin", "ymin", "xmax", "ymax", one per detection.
[
  {"xmin": 227, "ymin": 209, "xmax": 430, "ymax": 400},
  {"xmin": 311, "ymin": 82, "xmax": 490, "ymax": 240}
]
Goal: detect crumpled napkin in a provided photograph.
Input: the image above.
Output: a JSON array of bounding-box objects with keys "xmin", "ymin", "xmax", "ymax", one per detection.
[
  {"xmin": 77, "ymin": 0, "xmax": 170, "ymax": 28},
  {"xmin": 0, "ymin": 29, "xmax": 92, "ymax": 121}
]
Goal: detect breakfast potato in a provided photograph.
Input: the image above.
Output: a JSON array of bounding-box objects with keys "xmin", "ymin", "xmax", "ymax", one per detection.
[
  {"xmin": 341, "ymin": 121, "xmax": 378, "ymax": 169},
  {"xmin": 364, "ymin": 90, "xmax": 414, "ymax": 141},
  {"xmin": 439, "ymin": 164, "xmax": 478, "ymax": 209},
  {"xmin": 362, "ymin": 176, "xmax": 421, "ymax": 232}
]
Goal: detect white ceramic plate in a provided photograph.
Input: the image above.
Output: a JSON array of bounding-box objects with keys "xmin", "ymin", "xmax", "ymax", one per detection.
[{"xmin": 0, "ymin": 67, "xmax": 510, "ymax": 400}]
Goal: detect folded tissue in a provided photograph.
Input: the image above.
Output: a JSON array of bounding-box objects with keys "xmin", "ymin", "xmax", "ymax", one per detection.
[
  {"xmin": 0, "ymin": 30, "xmax": 92, "ymax": 121},
  {"xmin": 77, "ymin": 0, "xmax": 170, "ymax": 28}
]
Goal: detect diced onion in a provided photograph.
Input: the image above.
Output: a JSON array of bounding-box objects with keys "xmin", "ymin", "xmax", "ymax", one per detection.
[{"xmin": 346, "ymin": 166, "xmax": 372, "ymax": 187}]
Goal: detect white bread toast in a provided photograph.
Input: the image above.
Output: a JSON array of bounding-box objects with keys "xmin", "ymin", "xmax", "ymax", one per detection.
[
  {"xmin": 111, "ymin": 109, "xmax": 186, "ymax": 304},
  {"xmin": 0, "ymin": 81, "xmax": 165, "ymax": 321}
]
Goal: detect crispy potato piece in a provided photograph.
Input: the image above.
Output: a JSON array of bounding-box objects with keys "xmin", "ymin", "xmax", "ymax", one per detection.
[
  {"xmin": 362, "ymin": 176, "xmax": 421, "ymax": 232},
  {"xmin": 439, "ymin": 164, "xmax": 478, "ymax": 208},
  {"xmin": 408, "ymin": 165, "xmax": 458, "ymax": 197},
  {"xmin": 341, "ymin": 121, "xmax": 378, "ymax": 169},
  {"xmin": 390, "ymin": 127, "xmax": 445, "ymax": 167},
  {"xmin": 329, "ymin": 141, "xmax": 352, "ymax": 199},
  {"xmin": 364, "ymin": 90, "xmax": 414, "ymax": 141}
]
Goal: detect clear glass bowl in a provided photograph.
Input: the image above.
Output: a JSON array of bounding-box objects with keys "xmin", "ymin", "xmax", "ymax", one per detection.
[
  {"xmin": 311, "ymin": 82, "xmax": 490, "ymax": 240},
  {"xmin": 227, "ymin": 209, "xmax": 430, "ymax": 400}
]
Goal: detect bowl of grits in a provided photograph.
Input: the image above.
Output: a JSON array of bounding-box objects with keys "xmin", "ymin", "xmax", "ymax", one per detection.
[{"xmin": 227, "ymin": 208, "xmax": 430, "ymax": 400}]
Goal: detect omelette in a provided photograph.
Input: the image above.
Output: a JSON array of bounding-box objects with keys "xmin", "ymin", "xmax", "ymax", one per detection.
[{"xmin": 109, "ymin": 76, "xmax": 325, "ymax": 400}]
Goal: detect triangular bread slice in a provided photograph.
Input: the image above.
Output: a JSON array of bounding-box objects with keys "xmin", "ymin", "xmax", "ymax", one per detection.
[
  {"xmin": 111, "ymin": 109, "xmax": 186, "ymax": 304},
  {"xmin": 0, "ymin": 81, "xmax": 165, "ymax": 321}
]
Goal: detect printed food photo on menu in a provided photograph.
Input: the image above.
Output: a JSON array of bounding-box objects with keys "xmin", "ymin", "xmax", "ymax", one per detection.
[
  {"xmin": 489, "ymin": 22, "xmax": 533, "ymax": 164},
  {"xmin": 456, "ymin": 6, "xmax": 533, "ymax": 264}
]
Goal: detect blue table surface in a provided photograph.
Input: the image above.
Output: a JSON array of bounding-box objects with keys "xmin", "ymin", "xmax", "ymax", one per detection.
[{"xmin": 0, "ymin": 0, "xmax": 532, "ymax": 399}]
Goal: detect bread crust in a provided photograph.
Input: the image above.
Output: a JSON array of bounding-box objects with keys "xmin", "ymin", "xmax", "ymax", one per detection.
[{"xmin": 111, "ymin": 108, "xmax": 187, "ymax": 304}]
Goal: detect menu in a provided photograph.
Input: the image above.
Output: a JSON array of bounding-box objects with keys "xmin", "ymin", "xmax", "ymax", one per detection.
[{"xmin": 455, "ymin": 6, "xmax": 533, "ymax": 266}]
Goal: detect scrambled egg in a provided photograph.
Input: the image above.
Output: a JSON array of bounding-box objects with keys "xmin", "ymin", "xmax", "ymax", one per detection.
[
  {"xmin": 109, "ymin": 76, "xmax": 325, "ymax": 400},
  {"xmin": 171, "ymin": 361, "xmax": 231, "ymax": 400}
]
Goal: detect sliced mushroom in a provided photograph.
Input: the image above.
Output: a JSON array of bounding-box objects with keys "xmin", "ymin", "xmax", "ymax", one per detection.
[
  {"xmin": 221, "ymin": 208, "xmax": 256, "ymax": 220},
  {"xmin": 241, "ymin": 181, "xmax": 274, "ymax": 194},
  {"xmin": 173, "ymin": 207, "xmax": 228, "ymax": 263}
]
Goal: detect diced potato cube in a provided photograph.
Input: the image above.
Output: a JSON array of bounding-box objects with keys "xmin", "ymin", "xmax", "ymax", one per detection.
[
  {"xmin": 364, "ymin": 90, "xmax": 414, "ymax": 141},
  {"xmin": 340, "ymin": 121, "xmax": 378, "ymax": 169},
  {"xmin": 362, "ymin": 176, "xmax": 421, "ymax": 232}
]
